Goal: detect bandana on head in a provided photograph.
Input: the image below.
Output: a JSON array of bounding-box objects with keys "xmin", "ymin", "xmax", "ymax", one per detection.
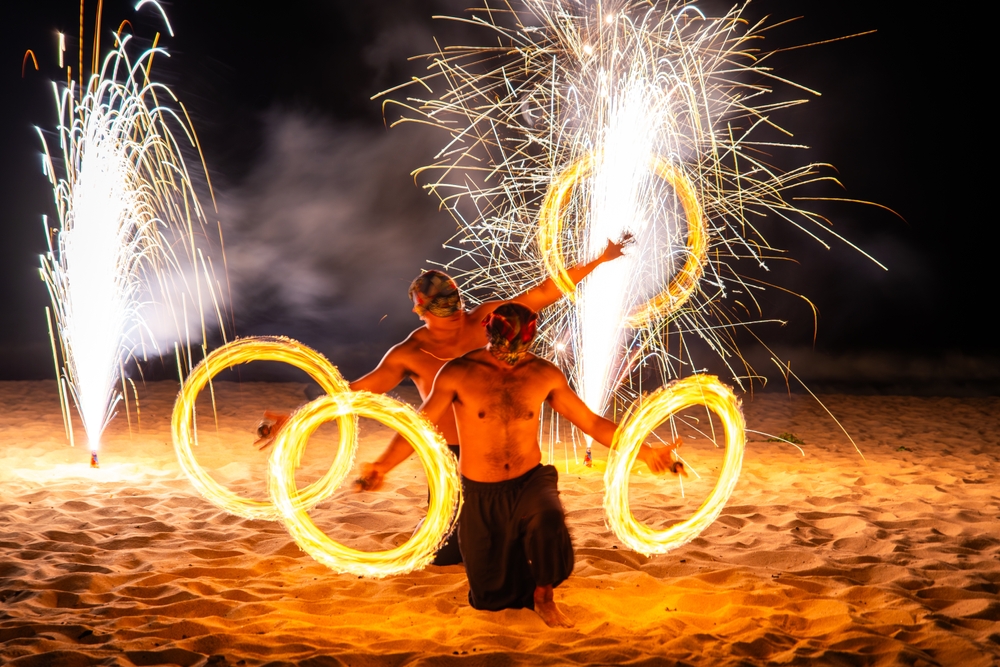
[
  {"xmin": 409, "ymin": 270, "xmax": 463, "ymax": 317},
  {"xmin": 483, "ymin": 303, "xmax": 538, "ymax": 365}
]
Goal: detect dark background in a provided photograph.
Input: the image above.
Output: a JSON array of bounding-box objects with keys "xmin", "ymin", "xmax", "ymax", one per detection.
[{"xmin": 1, "ymin": 1, "xmax": 992, "ymax": 395}]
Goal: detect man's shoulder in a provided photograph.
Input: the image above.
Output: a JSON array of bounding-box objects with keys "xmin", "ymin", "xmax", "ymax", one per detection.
[
  {"xmin": 390, "ymin": 327, "xmax": 430, "ymax": 352},
  {"xmin": 374, "ymin": 327, "xmax": 430, "ymax": 370},
  {"xmin": 520, "ymin": 352, "xmax": 560, "ymax": 372},
  {"xmin": 446, "ymin": 347, "xmax": 491, "ymax": 370},
  {"xmin": 432, "ymin": 352, "xmax": 488, "ymax": 389},
  {"xmin": 513, "ymin": 354, "xmax": 569, "ymax": 390}
]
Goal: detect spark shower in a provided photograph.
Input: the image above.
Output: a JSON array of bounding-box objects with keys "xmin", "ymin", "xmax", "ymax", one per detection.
[
  {"xmin": 386, "ymin": 0, "xmax": 879, "ymax": 461},
  {"xmin": 38, "ymin": 5, "xmax": 225, "ymax": 465}
]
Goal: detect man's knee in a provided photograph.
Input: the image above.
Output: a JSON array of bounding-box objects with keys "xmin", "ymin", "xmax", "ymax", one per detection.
[
  {"xmin": 526, "ymin": 505, "xmax": 568, "ymax": 538},
  {"xmin": 524, "ymin": 505, "xmax": 574, "ymax": 587}
]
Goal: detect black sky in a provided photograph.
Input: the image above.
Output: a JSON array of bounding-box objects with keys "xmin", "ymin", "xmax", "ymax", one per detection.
[{"xmin": 0, "ymin": 1, "xmax": 993, "ymax": 394}]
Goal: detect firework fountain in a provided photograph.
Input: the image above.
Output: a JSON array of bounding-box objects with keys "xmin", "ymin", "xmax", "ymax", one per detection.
[
  {"xmin": 384, "ymin": 0, "xmax": 877, "ymax": 460},
  {"xmin": 38, "ymin": 10, "xmax": 225, "ymax": 467}
]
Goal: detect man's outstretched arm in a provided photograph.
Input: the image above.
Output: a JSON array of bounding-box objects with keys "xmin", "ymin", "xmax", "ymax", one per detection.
[
  {"xmin": 514, "ymin": 235, "xmax": 631, "ymax": 312},
  {"xmin": 546, "ymin": 372, "xmax": 683, "ymax": 475},
  {"xmin": 349, "ymin": 344, "xmax": 410, "ymax": 394},
  {"xmin": 469, "ymin": 235, "xmax": 632, "ymax": 320},
  {"xmin": 356, "ymin": 367, "xmax": 457, "ymax": 491}
]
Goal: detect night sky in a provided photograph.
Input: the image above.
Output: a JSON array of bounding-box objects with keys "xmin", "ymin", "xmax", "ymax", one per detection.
[{"xmin": 0, "ymin": 1, "xmax": 991, "ymax": 394}]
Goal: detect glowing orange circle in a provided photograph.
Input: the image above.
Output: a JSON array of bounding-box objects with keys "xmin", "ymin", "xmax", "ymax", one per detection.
[
  {"xmin": 537, "ymin": 153, "xmax": 708, "ymax": 327},
  {"xmin": 268, "ymin": 391, "xmax": 462, "ymax": 577},
  {"xmin": 604, "ymin": 374, "xmax": 745, "ymax": 555},
  {"xmin": 171, "ymin": 336, "xmax": 355, "ymax": 520}
]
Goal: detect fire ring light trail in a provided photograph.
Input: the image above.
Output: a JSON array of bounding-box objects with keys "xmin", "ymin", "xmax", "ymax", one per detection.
[
  {"xmin": 537, "ymin": 153, "xmax": 708, "ymax": 328},
  {"xmin": 604, "ymin": 374, "xmax": 745, "ymax": 556},
  {"xmin": 269, "ymin": 392, "xmax": 462, "ymax": 578},
  {"xmin": 172, "ymin": 336, "xmax": 356, "ymax": 520}
]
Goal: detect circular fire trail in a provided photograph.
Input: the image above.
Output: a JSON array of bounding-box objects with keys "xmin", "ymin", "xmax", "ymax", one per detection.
[
  {"xmin": 604, "ymin": 374, "xmax": 745, "ymax": 556},
  {"xmin": 537, "ymin": 152, "xmax": 708, "ymax": 328},
  {"xmin": 269, "ymin": 392, "xmax": 462, "ymax": 578},
  {"xmin": 173, "ymin": 336, "xmax": 462, "ymax": 576},
  {"xmin": 172, "ymin": 336, "xmax": 356, "ymax": 520}
]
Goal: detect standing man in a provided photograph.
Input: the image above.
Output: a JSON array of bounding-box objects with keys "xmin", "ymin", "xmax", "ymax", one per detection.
[
  {"xmin": 257, "ymin": 237, "xmax": 632, "ymax": 565},
  {"xmin": 358, "ymin": 303, "xmax": 683, "ymax": 627}
]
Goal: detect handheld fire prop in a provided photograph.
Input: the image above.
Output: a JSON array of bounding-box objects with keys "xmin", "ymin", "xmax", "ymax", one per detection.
[
  {"xmin": 173, "ymin": 337, "xmax": 462, "ymax": 577},
  {"xmin": 172, "ymin": 337, "xmax": 356, "ymax": 521},
  {"xmin": 38, "ymin": 4, "xmax": 225, "ymax": 467},
  {"xmin": 269, "ymin": 390, "xmax": 461, "ymax": 578},
  {"xmin": 606, "ymin": 374, "xmax": 744, "ymax": 555}
]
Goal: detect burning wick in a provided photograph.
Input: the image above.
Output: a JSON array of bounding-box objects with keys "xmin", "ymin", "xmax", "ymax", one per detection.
[{"xmin": 90, "ymin": 449, "xmax": 99, "ymax": 468}]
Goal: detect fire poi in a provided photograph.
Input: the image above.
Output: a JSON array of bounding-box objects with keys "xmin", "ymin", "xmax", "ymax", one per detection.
[
  {"xmin": 171, "ymin": 337, "xmax": 356, "ymax": 521},
  {"xmin": 269, "ymin": 390, "xmax": 462, "ymax": 578},
  {"xmin": 172, "ymin": 336, "xmax": 463, "ymax": 577},
  {"xmin": 605, "ymin": 374, "xmax": 745, "ymax": 556}
]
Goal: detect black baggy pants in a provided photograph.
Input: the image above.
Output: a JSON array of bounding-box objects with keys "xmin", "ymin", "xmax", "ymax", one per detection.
[
  {"xmin": 431, "ymin": 445, "xmax": 464, "ymax": 566},
  {"xmin": 458, "ymin": 464, "xmax": 574, "ymax": 610}
]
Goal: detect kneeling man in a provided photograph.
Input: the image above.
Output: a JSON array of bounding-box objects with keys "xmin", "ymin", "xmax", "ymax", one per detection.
[{"xmin": 359, "ymin": 303, "xmax": 683, "ymax": 627}]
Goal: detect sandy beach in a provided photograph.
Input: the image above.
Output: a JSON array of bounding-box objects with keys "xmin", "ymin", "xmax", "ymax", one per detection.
[{"xmin": 1, "ymin": 379, "xmax": 998, "ymax": 666}]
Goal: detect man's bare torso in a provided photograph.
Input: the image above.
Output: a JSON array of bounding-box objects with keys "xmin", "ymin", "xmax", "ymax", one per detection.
[
  {"xmin": 434, "ymin": 349, "xmax": 561, "ymax": 483},
  {"xmin": 390, "ymin": 310, "xmax": 493, "ymax": 443}
]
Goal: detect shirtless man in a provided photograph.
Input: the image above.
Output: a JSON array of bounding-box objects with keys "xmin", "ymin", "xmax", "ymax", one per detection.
[
  {"xmin": 256, "ymin": 237, "xmax": 631, "ymax": 564},
  {"xmin": 358, "ymin": 303, "xmax": 683, "ymax": 627}
]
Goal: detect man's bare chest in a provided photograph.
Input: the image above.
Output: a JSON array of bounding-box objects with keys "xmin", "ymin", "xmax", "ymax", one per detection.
[
  {"xmin": 408, "ymin": 332, "xmax": 486, "ymax": 380},
  {"xmin": 461, "ymin": 372, "xmax": 547, "ymax": 423}
]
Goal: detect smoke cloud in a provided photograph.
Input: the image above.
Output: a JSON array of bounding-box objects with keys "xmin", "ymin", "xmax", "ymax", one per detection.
[{"xmin": 215, "ymin": 111, "xmax": 454, "ymax": 379}]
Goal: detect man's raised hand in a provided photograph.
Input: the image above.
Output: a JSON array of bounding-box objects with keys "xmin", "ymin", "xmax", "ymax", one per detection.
[{"xmin": 600, "ymin": 231, "xmax": 636, "ymax": 263}]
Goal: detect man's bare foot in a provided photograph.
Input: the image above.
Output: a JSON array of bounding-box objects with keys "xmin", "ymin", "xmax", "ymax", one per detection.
[{"xmin": 533, "ymin": 585, "xmax": 574, "ymax": 628}]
